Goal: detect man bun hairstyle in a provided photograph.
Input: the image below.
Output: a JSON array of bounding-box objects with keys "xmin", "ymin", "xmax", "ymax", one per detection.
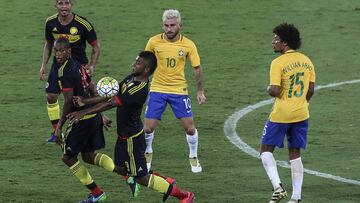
[{"xmin": 273, "ymin": 23, "xmax": 301, "ymax": 50}]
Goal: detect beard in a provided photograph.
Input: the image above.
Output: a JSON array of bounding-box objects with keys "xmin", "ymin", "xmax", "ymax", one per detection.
[{"xmin": 165, "ymin": 30, "xmax": 179, "ymax": 40}]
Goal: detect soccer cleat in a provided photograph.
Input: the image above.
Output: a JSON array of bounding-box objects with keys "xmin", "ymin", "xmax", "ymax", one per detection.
[
  {"xmin": 180, "ymin": 192, "xmax": 195, "ymax": 203},
  {"xmin": 189, "ymin": 157, "xmax": 202, "ymax": 173},
  {"xmin": 46, "ymin": 132, "xmax": 57, "ymax": 143},
  {"xmin": 79, "ymin": 191, "xmax": 106, "ymax": 203},
  {"xmin": 145, "ymin": 152, "xmax": 153, "ymax": 171},
  {"xmin": 269, "ymin": 184, "xmax": 287, "ymax": 203},
  {"xmin": 126, "ymin": 176, "xmax": 141, "ymax": 197},
  {"xmin": 286, "ymin": 199, "xmax": 301, "ymax": 203}
]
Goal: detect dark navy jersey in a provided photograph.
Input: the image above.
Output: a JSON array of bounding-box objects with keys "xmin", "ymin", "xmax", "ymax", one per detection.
[
  {"xmin": 45, "ymin": 13, "xmax": 97, "ymax": 65},
  {"xmin": 113, "ymin": 75, "xmax": 149, "ymax": 137},
  {"xmin": 57, "ymin": 58, "xmax": 92, "ymax": 111}
]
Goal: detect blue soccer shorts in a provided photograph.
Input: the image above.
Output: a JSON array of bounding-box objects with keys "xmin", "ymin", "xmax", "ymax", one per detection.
[
  {"xmin": 261, "ymin": 119, "xmax": 308, "ymax": 149},
  {"xmin": 145, "ymin": 92, "xmax": 193, "ymax": 119}
]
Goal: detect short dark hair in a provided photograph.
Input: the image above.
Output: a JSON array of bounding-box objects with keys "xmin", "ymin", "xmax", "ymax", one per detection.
[
  {"xmin": 54, "ymin": 37, "xmax": 70, "ymax": 48},
  {"xmin": 139, "ymin": 51, "xmax": 157, "ymax": 75},
  {"xmin": 273, "ymin": 23, "xmax": 301, "ymax": 50}
]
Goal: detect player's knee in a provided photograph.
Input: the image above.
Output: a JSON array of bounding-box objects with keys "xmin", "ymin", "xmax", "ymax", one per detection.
[
  {"xmin": 144, "ymin": 125, "xmax": 154, "ymax": 134},
  {"xmin": 114, "ymin": 165, "xmax": 127, "ymax": 176},
  {"xmin": 184, "ymin": 126, "xmax": 196, "ymax": 135},
  {"xmin": 135, "ymin": 175, "xmax": 150, "ymax": 186},
  {"xmin": 81, "ymin": 153, "xmax": 95, "ymax": 164},
  {"xmin": 62, "ymin": 155, "xmax": 76, "ymax": 166},
  {"xmin": 46, "ymin": 93, "xmax": 58, "ymax": 103}
]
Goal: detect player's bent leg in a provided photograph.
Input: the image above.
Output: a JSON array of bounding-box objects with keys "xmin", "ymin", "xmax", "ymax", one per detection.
[
  {"xmin": 260, "ymin": 145, "xmax": 287, "ymax": 203},
  {"xmin": 139, "ymin": 174, "xmax": 193, "ymax": 202},
  {"xmin": 113, "ymin": 165, "xmax": 141, "ymax": 197},
  {"xmin": 63, "ymin": 155, "xmax": 106, "ymax": 202},
  {"xmin": 144, "ymin": 118, "xmax": 158, "ymax": 171},
  {"xmin": 260, "ymin": 147, "xmax": 281, "ymax": 190},
  {"xmin": 93, "ymin": 153, "xmax": 115, "ymax": 172},
  {"xmin": 46, "ymin": 93, "xmax": 60, "ymax": 143},
  {"xmin": 180, "ymin": 117, "xmax": 202, "ymax": 173}
]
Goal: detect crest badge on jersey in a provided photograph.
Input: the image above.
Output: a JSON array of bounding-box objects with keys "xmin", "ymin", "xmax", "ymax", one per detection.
[
  {"xmin": 70, "ymin": 27, "xmax": 78, "ymax": 35},
  {"xmin": 178, "ymin": 50, "xmax": 184, "ymax": 57}
]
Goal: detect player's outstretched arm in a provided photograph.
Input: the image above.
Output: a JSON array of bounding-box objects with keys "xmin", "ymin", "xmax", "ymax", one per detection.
[
  {"xmin": 67, "ymin": 98, "xmax": 117, "ymax": 123},
  {"xmin": 194, "ymin": 65, "xmax": 206, "ymax": 105},
  {"xmin": 72, "ymin": 95, "xmax": 107, "ymax": 107}
]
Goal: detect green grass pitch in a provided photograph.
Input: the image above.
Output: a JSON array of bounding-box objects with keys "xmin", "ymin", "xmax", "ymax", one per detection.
[{"xmin": 0, "ymin": 0, "xmax": 359, "ymax": 202}]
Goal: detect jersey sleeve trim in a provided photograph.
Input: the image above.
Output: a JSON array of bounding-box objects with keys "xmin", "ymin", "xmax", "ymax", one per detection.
[
  {"xmin": 74, "ymin": 15, "xmax": 93, "ymax": 31},
  {"xmin": 128, "ymin": 82, "xmax": 147, "ymax": 95},
  {"xmin": 89, "ymin": 39, "xmax": 98, "ymax": 46},
  {"xmin": 45, "ymin": 14, "xmax": 57, "ymax": 23},
  {"xmin": 113, "ymin": 95, "xmax": 123, "ymax": 106}
]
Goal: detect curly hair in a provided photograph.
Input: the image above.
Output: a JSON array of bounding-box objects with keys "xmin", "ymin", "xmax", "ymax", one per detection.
[{"xmin": 273, "ymin": 23, "xmax": 301, "ymax": 50}]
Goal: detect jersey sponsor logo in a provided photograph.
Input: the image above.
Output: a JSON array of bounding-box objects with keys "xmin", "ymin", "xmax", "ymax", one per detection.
[
  {"xmin": 52, "ymin": 33, "xmax": 80, "ymax": 43},
  {"xmin": 52, "ymin": 27, "xmax": 58, "ymax": 32},
  {"xmin": 70, "ymin": 27, "xmax": 78, "ymax": 35},
  {"xmin": 138, "ymin": 166, "xmax": 143, "ymax": 172},
  {"xmin": 178, "ymin": 50, "xmax": 184, "ymax": 57}
]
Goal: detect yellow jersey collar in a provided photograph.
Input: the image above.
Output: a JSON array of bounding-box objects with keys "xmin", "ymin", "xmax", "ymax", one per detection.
[{"xmin": 285, "ymin": 49, "xmax": 296, "ymax": 54}]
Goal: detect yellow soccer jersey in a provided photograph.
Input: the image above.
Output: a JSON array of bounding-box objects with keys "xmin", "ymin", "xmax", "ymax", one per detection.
[
  {"xmin": 269, "ymin": 50, "xmax": 316, "ymax": 123},
  {"xmin": 145, "ymin": 33, "xmax": 200, "ymax": 95}
]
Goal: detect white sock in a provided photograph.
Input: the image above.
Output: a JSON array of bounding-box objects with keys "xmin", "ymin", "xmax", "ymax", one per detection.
[
  {"xmin": 290, "ymin": 157, "xmax": 303, "ymax": 200},
  {"xmin": 145, "ymin": 131, "xmax": 154, "ymax": 154},
  {"xmin": 261, "ymin": 152, "xmax": 281, "ymax": 190},
  {"xmin": 186, "ymin": 128, "xmax": 198, "ymax": 158}
]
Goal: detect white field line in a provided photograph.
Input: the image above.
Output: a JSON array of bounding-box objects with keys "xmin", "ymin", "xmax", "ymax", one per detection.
[{"xmin": 224, "ymin": 79, "xmax": 360, "ymax": 186}]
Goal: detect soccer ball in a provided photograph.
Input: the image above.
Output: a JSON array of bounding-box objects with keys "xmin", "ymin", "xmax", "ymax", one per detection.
[{"xmin": 96, "ymin": 76, "xmax": 119, "ymax": 98}]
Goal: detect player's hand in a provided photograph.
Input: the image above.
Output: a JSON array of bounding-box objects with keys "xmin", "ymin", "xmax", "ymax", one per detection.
[
  {"xmin": 102, "ymin": 114, "xmax": 112, "ymax": 131},
  {"xmin": 39, "ymin": 65, "xmax": 47, "ymax": 81},
  {"xmin": 67, "ymin": 111, "xmax": 85, "ymax": 123},
  {"xmin": 197, "ymin": 91, "xmax": 206, "ymax": 105},
  {"xmin": 72, "ymin": 96, "xmax": 85, "ymax": 107},
  {"xmin": 54, "ymin": 127, "xmax": 63, "ymax": 145},
  {"xmin": 86, "ymin": 65, "xmax": 95, "ymax": 77}
]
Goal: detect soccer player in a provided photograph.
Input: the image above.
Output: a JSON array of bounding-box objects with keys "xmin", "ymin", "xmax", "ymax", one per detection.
[
  {"xmin": 67, "ymin": 51, "xmax": 195, "ymax": 203},
  {"xmin": 52, "ymin": 37, "xmax": 112, "ymax": 203},
  {"xmin": 260, "ymin": 23, "xmax": 315, "ymax": 203},
  {"xmin": 40, "ymin": 0, "xmax": 100, "ymax": 143},
  {"xmin": 143, "ymin": 9, "xmax": 206, "ymax": 173}
]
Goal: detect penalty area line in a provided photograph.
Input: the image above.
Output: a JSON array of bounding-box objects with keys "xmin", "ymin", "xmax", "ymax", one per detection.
[{"xmin": 224, "ymin": 79, "xmax": 360, "ymax": 186}]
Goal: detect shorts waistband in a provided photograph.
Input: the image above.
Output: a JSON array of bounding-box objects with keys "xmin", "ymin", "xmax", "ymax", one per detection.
[{"xmin": 118, "ymin": 129, "xmax": 144, "ymax": 140}]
